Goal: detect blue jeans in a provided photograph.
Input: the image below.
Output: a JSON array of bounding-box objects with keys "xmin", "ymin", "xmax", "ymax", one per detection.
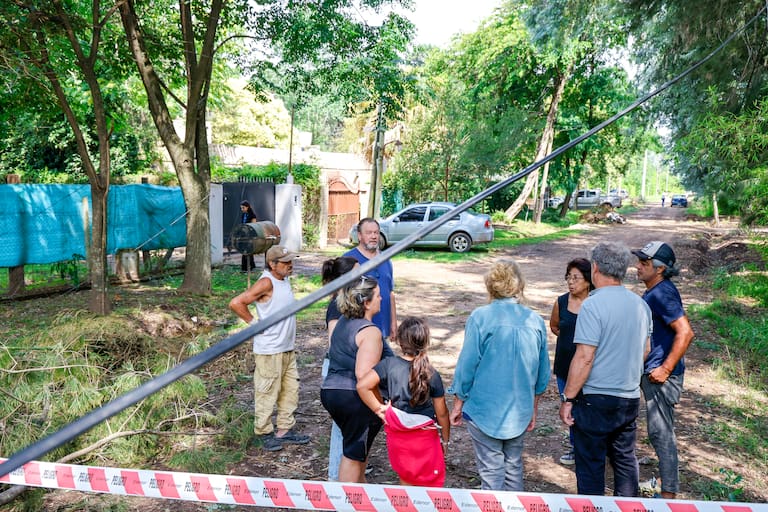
[
  {"xmin": 641, "ymin": 373, "xmax": 683, "ymax": 494},
  {"xmin": 572, "ymin": 394, "xmax": 640, "ymax": 496},
  {"xmin": 322, "ymin": 357, "xmax": 344, "ymax": 480},
  {"xmin": 466, "ymin": 419, "xmax": 525, "ymax": 491}
]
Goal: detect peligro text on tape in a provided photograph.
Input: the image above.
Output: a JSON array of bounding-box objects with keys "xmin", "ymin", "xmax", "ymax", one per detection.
[{"xmin": 2, "ymin": 458, "xmax": 767, "ymax": 512}]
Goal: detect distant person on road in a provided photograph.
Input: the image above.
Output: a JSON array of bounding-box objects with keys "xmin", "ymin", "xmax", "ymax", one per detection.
[
  {"xmin": 229, "ymin": 245, "xmax": 310, "ymax": 452},
  {"xmin": 345, "ymin": 218, "xmax": 398, "ymax": 342},
  {"xmin": 321, "ymin": 275, "xmax": 388, "ymax": 482},
  {"xmin": 450, "ymin": 259, "xmax": 550, "ymax": 491},
  {"xmin": 357, "ymin": 316, "xmax": 450, "ymax": 487},
  {"xmin": 549, "ymin": 257, "xmax": 594, "ymax": 466},
  {"xmin": 559, "ymin": 241, "xmax": 651, "ymax": 496},
  {"xmin": 661, "ymin": 193, "xmax": 666, "ymax": 207},
  {"xmin": 239, "ymin": 200, "xmax": 258, "ymax": 273},
  {"xmin": 633, "ymin": 241, "xmax": 694, "ymax": 499}
]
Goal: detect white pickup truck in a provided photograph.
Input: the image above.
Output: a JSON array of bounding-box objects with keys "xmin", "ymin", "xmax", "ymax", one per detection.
[{"xmin": 569, "ymin": 189, "xmax": 622, "ymax": 209}]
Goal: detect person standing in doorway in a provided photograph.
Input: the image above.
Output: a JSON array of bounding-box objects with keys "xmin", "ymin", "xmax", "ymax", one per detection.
[
  {"xmin": 239, "ymin": 200, "xmax": 257, "ymax": 273},
  {"xmin": 633, "ymin": 241, "xmax": 694, "ymax": 499},
  {"xmin": 559, "ymin": 241, "xmax": 652, "ymax": 496},
  {"xmin": 345, "ymin": 218, "xmax": 398, "ymax": 342},
  {"xmin": 229, "ymin": 245, "xmax": 310, "ymax": 452}
]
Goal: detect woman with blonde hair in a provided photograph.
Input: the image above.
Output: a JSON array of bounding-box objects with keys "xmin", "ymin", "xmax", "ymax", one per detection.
[
  {"xmin": 321, "ymin": 275, "xmax": 387, "ymax": 482},
  {"xmin": 449, "ymin": 259, "xmax": 550, "ymax": 491}
]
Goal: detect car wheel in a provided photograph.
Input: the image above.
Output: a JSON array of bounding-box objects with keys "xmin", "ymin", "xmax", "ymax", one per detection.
[
  {"xmin": 448, "ymin": 232, "xmax": 472, "ymax": 253},
  {"xmin": 378, "ymin": 234, "xmax": 387, "ymax": 251}
]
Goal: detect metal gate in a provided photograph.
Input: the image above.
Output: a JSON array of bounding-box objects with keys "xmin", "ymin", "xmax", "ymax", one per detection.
[{"xmin": 327, "ymin": 177, "xmax": 360, "ymax": 243}]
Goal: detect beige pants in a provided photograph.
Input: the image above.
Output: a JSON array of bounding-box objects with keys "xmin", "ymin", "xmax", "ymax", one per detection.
[{"xmin": 253, "ymin": 351, "xmax": 299, "ymax": 435}]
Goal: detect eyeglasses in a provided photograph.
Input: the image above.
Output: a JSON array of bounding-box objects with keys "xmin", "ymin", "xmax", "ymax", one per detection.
[{"xmin": 564, "ymin": 274, "xmax": 584, "ymax": 283}]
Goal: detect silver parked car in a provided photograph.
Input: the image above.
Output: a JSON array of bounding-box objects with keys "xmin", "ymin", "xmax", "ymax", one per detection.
[{"xmin": 349, "ymin": 202, "xmax": 494, "ymax": 253}]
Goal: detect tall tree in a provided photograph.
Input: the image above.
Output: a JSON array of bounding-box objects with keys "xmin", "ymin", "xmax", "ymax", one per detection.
[
  {"xmin": 624, "ymin": 0, "xmax": 768, "ymax": 219},
  {"xmin": 118, "ymin": 0, "xmax": 222, "ymax": 294},
  {"xmin": 0, "ymin": 0, "xmax": 138, "ymax": 314},
  {"xmin": 119, "ymin": 0, "xmax": 413, "ymax": 294},
  {"xmin": 503, "ymin": 0, "xmax": 631, "ymax": 220}
]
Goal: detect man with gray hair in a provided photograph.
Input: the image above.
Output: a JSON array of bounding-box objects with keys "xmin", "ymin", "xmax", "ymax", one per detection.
[
  {"xmin": 559, "ymin": 241, "xmax": 652, "ymax": 496},
  {"xmin": 633, "ymin": 241, "xmax": 694, "ymax": 499}
]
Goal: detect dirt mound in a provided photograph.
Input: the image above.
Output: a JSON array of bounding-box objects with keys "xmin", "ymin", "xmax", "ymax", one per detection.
[{"xmin": 679, "ymin": 233, "xmax": 766, "ymax": 275}]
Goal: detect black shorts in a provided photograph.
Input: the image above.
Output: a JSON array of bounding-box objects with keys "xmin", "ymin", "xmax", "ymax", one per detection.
[{"xmin": 321, "ymin": 388, "xmax": 383, "ymax": 462}]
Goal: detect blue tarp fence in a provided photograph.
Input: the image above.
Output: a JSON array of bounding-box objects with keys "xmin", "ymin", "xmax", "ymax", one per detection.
[{"xmin": 0, "ymin": 184, "xmax": 187, "ymax": 267}]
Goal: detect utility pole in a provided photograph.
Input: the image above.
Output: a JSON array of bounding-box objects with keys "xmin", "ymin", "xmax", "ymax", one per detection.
[
  {"xmin": 367, "ymin": 102, "xmax": 385, "ymax": 218},
  {"xmin": 641, "ymin": 149, "xmax": 648, "ymax": 201}
]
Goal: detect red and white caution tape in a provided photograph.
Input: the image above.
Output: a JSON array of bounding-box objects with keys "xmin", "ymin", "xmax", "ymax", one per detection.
[{"xmin": 2, "ymin": 458, "xmax": 766, "ymax": 512}]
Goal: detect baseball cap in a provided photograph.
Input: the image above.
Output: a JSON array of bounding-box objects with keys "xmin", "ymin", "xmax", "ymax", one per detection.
[
  {"xmin": 632, "ymin": 241, "xmax": 676, "ymax": 268},
  {"xmin": 266, "ymin": 245, "xmax": 299, "ymax": 263}
]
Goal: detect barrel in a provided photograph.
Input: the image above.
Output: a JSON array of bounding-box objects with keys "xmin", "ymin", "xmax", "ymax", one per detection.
[{"xmin": 230, "ymin": 221, "xmax": 281, "ymax": 255}]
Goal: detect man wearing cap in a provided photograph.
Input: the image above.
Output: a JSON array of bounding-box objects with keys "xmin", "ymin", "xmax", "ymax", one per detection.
[
  {"xmin": 633, "ymin": 241, "xmax": 694, "ymax": 499},
  {"xmin": 229, "ymin": 245, "xmax": 310, "ymax": 452},
  {"xmin": 345, "ymin": 218, "xmax": 398, "ymax": 341},
  {"xmin": 559, "ymin": 241, "xmax": 652, "ymax": 496}
]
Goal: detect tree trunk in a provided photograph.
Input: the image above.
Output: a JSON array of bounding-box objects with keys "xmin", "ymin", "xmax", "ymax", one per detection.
[
  {"xmin": 35, "ymin": 4, "xmax": 113, "ymax": 314},
  {"xmin": 119, "ymin": 0, "xmax": 221, "ymax": 295},
  {"xmin": 368, "ymin": 101, "xmax": 384, "ymax": 218},
  {"xmin": 505, "ymin": 66, "xmax": 570, "ymax": 220},
  {"xmin": 534, "ymin": 133, "xmax": 554, "ymax": 224},
  {"xmin": 712, "ymin": 193, "xmax": 720, "ymax": 226},
  {"xmin": 178, "ymin": 110, "xmax": 212, "ymax": 294},
  {"xmin": 88, "ymin": 180, "xmax": 111, "ymax": 314}
]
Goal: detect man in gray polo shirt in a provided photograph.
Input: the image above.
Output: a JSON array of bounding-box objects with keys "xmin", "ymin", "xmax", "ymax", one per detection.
[{"xmin": 559, "ymin": 241, "xmax": 652, "ymax": 496}]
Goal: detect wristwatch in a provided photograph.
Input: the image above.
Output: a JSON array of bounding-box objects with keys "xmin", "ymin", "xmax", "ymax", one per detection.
[{"xmin": 560, "ymin": 393, "xmax": 576, "ymax": 403}]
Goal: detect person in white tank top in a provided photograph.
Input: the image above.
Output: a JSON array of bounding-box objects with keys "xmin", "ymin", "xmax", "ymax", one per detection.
[{"xmin": 229, "ymin": 245, "xmax": 310, "ymax": 452}]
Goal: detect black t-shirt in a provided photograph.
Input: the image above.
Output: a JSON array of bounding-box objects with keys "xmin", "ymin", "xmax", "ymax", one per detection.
[
  {"xmin": 325, "ymin": 302, "xmax": 395, "ymax": 359},
  {"xmin": 554, "ymin": 293, "xmax": 579, "ymax": 379},
  {"xmin": 374, "ymin": 356, "xmax": 444, "ymax": 419},
  {"xmin": 325, "ymin": 296, "xmax": 342, "ymax": 327}
]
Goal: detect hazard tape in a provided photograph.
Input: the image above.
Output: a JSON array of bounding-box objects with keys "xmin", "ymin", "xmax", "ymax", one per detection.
[{"xmin": 2, "ymin": 458, "xmax": 766, "ymax": 512}]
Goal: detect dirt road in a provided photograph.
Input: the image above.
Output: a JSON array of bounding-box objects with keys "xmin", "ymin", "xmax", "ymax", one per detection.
[{"xmin": 280, "ymin": 203, "xmax": 767, "ymax": 502}]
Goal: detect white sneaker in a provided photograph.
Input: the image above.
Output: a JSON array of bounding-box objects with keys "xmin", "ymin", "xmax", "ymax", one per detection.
[
  {"xmin": 639, "ymin": 476, "xmax": 662, "ymax": 497},
  {"xmin": 559, "ymin": 451, "xmax": 575, "ymax": 465}
]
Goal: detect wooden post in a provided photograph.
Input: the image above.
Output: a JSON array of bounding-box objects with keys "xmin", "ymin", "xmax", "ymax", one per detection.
[
  {"xmin": 140, "ymin": 176, "xmax": 151, "ymax": 270},
  {"xmin": 6, "ymin": 174, "xmax": 24, "ymax": 296}
]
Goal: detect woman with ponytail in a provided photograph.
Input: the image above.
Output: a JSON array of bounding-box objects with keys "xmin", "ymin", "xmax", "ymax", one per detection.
[{"xmin": 357, "ymin": 316, "xmax": 450, "ymax": 486}]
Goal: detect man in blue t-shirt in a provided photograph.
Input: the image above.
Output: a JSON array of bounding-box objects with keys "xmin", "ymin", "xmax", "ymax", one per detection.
[
  {"xmin": 345, "ymin": 218, "xmax": 398, "ymax": 341},
  {"xmin": 633, "ymin": 241, "xmax": 694, "ymax": 500}
]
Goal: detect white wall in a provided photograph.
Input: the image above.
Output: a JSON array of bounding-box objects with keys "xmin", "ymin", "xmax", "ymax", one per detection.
[
  {"xmin": 209, "ymin": 183, "xmax": 223, "ymax": 265},
  {"xmin": 275, "ymin": 184, "xmax": 303, "ymax": 252}
]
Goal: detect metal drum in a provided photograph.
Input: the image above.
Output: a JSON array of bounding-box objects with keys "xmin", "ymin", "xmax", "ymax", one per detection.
[{"xmin": 230, "ymin": 221, "xmax": 281, "ymax": 255}]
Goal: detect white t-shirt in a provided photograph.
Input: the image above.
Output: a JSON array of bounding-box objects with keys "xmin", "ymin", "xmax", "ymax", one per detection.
[{"xmin": 252, "ymin": 271, "xmax": 296, "ymax": 354}]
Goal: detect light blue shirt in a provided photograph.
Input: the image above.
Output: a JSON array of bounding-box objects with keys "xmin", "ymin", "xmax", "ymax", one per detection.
[{"xmin": 452, "ymin": 298, "xmax": 550, "ymax": 439}]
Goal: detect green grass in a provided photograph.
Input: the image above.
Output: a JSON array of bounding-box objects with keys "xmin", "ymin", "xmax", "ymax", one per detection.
[
  {"xmin": 690, "ymin": 265, "xmax": 768, "ymax": 393},
  {"xmin": 685, "ymin": 249, "xmax": 768, "ymax": 486}
]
